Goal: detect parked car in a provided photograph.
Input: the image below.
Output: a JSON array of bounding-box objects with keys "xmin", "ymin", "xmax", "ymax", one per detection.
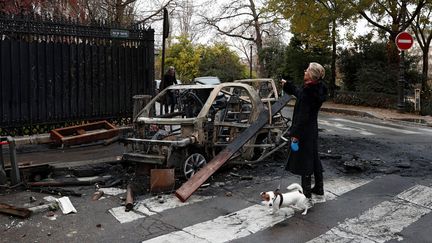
[
  {"xmin": 193, "ymin": 76, "xmax": 221, "ymax": 85},
  {"xmin": 122, "ymin": 82, "xmax": 289, "ymax": 179}
]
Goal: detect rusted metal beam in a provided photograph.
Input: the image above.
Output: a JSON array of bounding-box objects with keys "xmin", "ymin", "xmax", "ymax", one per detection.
[
  {"xmin": 125, "ymin": 184, "xmax": 134, "ymax": 212},
  {"xmin": 27, "ymin": 178, "xmax": 105, "ymax": 187},
  {"xmin": 175, "ymin": 94, "xmax": 292, "ymax": 202},
  {"xmin": 0, "ymin": 203, "xmax": 32, "ymax": 218}
]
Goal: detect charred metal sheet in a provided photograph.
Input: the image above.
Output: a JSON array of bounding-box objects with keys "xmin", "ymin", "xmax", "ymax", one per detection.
[
  {"xmin": 0, "ymin": 203, "xmax": 32, "ymax": 218},
  {"xmin": 175, "ymin": 94, "xmax": 292, "ymax": 202},
  {"xmin": 50, "ymin": 120, "xmax": 119, "ymax": 146},
  {"xmin": 150, "ymin": 169, "xmax": 175, "ymax": 193}
]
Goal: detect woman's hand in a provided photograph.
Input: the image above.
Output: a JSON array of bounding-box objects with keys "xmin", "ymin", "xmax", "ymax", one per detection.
[{"xmin": 280, "ymin": 79, "xmax": 287, "ymax": 85}]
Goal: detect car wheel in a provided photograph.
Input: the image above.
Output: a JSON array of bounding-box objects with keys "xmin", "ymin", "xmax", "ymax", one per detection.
[{"xmin": 183, "ymin": 153, "xmax": 207, "ymax": 179}]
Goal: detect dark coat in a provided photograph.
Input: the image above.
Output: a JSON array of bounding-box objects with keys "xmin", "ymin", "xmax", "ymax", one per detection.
[
  {"xmin": 160, "ymin": 73, "xmax": 177, "ymax": 91},
  {"xmin": 160, "ymin": 73, "xmax": 177, "ymax": 105},
  {"xmin": 283, "ymin": 81, "xmax": 327, "ymax": 176}
]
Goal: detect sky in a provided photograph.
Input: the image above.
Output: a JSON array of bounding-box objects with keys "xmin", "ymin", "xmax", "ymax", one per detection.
[{"xmin": 134, "ymin": 0, "xmax": 375, "ymax": 56}]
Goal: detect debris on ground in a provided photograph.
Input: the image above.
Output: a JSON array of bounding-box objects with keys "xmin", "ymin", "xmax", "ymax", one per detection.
[
  {"xmin": 0, "ymin": 203, "xmax": 32, "ymax": 218},
  {"xmin": 92, "ymin": 191, "xmax": 104, "ymax": 201},
  {"xmin": 125, "ymin": 184, "xmax": 134, "ymax": 212},
  {"xmin": 56, "ymin": 197, "xmax": 77, "ymax": 214}
]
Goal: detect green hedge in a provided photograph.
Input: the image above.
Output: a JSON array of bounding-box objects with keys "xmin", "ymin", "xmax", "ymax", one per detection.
[{"xmin": 334, "ymin": 91, "xmax": 398, "ymax": 109}]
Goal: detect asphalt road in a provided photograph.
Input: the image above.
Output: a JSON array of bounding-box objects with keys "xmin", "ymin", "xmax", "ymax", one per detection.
[{"xmin": 1, "ymin": 110, "xmax": 432, "ymax": 243}]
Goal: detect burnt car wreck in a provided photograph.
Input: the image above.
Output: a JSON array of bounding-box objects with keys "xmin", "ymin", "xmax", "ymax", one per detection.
[{"xmin": 122, "ymin": 80, "xmax": 291, "ymax": 179}]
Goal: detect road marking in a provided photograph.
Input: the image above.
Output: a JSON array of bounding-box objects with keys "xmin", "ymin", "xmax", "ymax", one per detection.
[
  {"xmin": 143, "ymin": 176, "xmax": 371, "ymax": 243},
  {"xmin": 307, "ymin": 185, "xmax": 432, "ymax": 243},
  {"xmin": 331, "ymin": 118, "xmax": 420, "ymax": 134},
  {"xmin": 135, "ymin": 195, "xmax": 214, "ymax": 215},
  {"xmin": 109, "ymin": 195, "xmax": 213, "ymax": 223},
  {"xmin": 320, "ymin": 120, "xmax": 375, "ymax": 136}
]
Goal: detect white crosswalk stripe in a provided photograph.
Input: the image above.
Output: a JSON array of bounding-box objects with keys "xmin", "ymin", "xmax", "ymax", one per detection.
[
  {"xmin": 308, "ymin": 185, "xmax": 432, "ymax": 243},
  {"xmin": 319, "ymin": 120, "xmax": 375, "ymax": 136},
  {"xmin": 109, "ymin": 195, "xmax": 213, "ymax": 224},
  {"xmin": 142, "ymin": 176, "xmax": 371, "ymax": 243},
  {"xmin": 331, "ymin": 118, "xmax": 420, "ymax": 134}
]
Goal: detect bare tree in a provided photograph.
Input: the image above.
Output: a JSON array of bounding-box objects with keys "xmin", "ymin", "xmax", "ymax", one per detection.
[
  {"xmin": 408, "ymin": 2, "xmax": 432, "ymax": 114},
  {"xmin": 199, "ymin": 0, "xmax": 288, "ymax": 77}
]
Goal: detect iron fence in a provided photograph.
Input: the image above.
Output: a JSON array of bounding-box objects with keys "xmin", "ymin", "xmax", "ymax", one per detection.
[{"xmin": 0, "ymin": 14, "xmax": 154, "ymax": 133}]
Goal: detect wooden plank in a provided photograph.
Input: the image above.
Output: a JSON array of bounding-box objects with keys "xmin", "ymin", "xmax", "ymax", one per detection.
[
  {"xmin": 175, "ymin": 94, "xmax": 292, "ymax": 202},
  {"xmin": 0, "ymin": 203, "xmax": 32, "ymax": 218}
]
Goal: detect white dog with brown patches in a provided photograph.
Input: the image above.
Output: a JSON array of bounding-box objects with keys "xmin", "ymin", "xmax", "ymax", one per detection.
[{"xmin": 260, "ymin": 183, "xmax": 310, "ymax": 215}]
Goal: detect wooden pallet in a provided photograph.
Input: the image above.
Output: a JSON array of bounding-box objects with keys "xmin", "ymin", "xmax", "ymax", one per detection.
[{"xmin": 50, "ymin": 120, "xmax": 119, "ymax": 146}]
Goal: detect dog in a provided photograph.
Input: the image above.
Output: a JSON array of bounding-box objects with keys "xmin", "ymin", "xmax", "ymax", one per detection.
[{"xmin": 260, "ymin": 183, "xmax": 310, "ymax": 215}]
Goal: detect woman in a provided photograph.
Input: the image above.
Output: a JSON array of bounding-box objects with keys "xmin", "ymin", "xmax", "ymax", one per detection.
[{"xmin": 281, "ymin": 62, "xmax": 328, "ymax": 205}]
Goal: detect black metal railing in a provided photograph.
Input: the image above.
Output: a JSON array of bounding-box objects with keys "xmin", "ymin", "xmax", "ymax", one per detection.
[{"xmin": 0, "ymin": 14, "xmax": 155, "ymax": 134}]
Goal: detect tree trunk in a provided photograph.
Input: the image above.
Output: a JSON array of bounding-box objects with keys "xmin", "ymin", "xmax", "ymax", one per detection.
[
  {"xmin": 421, "ymin": 47, "xmax": 431, "ymax": 115},
  {"xmin": 330, "ymin": 18, "xmax": 337, "ymax": 98}
]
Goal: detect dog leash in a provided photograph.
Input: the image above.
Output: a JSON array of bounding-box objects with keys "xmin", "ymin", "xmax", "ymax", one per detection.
[{"xmin": 276, "ymin": 134, "xmax": 292, "ymax": 191}]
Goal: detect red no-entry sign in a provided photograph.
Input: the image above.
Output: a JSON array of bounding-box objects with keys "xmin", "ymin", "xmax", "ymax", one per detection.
[{"xmin": 395, "ymin": 32, "xmax": 414, "ymax": 50}]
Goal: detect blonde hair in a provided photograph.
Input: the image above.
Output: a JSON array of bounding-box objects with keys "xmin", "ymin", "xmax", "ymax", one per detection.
[{"xmin": 308, "ymin": 62, "xmax": 325, "ymax": 81}]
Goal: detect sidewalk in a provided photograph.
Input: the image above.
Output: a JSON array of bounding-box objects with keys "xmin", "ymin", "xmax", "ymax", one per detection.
[{"xmin": 321, "ymin": 101, "xmax": 432, "ymax": 127}]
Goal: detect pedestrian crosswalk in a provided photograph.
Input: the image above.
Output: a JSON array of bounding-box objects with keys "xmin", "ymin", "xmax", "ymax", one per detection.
[
  {"xmin": 308, "ymin": 185, "xmax": 432, "ymax": 243},
  {"xmin": 318, "ymin": 117, "xmax": 432, "ymax": 136},
  {"xmin": 104, "ymin": 173, "xmax": 432, "ymax": 242}
]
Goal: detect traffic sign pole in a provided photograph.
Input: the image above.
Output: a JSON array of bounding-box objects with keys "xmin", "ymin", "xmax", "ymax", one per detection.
[
  {"xmin": 397, "ymin": 50, "xmax": 406, "ymax": 111},
  {"xmin": 395, "ymin": 32, "xmax": 414, "ymax": 112}
]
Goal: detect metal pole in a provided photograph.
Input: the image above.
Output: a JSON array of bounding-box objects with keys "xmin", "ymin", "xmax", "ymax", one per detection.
[
  {"xmin": 249, "ymin": 44, "xmax": 253, "ymax": 79},
  {"xmin": 0, "ymin": 142, "xmax": 6, "ymax": 185},
  {"xmin": 397, "ymin": 51, "xmax": 406, "ymax": 111},
  {"xmin": 7, "ymin": 136, "xmax": 21, "ymax": 185}
]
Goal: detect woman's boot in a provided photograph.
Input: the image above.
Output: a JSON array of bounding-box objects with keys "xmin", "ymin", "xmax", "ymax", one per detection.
[
  {"xmin": 311, "ymin": 171, "xmax": 324, "ymax": 196},
  {"xmin": 301, "ymin": 175, "xmax": 312, "ymax": 199},
  {"xmin": 301, "ymin": 175, "xmax": 313, "ymax": 208}
]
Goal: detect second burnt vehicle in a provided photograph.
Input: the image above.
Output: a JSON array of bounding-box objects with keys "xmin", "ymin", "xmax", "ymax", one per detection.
[{"xmin": 122, "ymin": 80, "xmax": 290, "ymax": 179}]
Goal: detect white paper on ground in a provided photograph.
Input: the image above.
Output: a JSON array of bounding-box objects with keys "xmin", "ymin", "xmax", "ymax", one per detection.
[{"xmin": 56, "ymin": 196, "xmax": 77, "ymax": 214}]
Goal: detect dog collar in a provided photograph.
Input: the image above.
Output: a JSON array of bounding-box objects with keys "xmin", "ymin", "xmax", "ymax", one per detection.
[{"xmin": 273, "ymin": 192, "xmax": 283, "ymax": 208}]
